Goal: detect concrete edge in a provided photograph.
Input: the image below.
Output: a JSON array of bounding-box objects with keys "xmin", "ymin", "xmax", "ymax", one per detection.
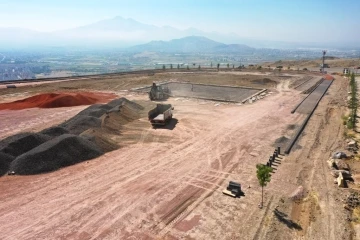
[
  {"xmin": 130, "ymin": 80, "xmax": 265, "ymax": 92},
  {"xmin": 291, "ymin": 78, "xmax": 325, "ymax": 114},
  {"xmin": 241, "ymin": 89, "xmax": 268, "ymax": 104},
  {"xmin": 285, "ymin": 79, "xmax": 334, "ymax": 154},
  {"xmin": 293, "ymin": 77, "xmax": 313, "ymax": 89}
]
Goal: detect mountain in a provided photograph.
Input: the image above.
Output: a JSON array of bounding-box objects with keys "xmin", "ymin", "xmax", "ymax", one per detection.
[
  {"xmin": 53, "ymin": 16, "xmax": 236, "ymax": 45},
  {"xmin": 212, "ymin": 43, "xmax": 254, "ymax": 53},
  {"xmin": 75, "ymin": 16, "xmax": 157, "ymax": 32},
  {"xmin": 1, "ymin": 16, "xmax": 355, "ymax": 50},
  {"xmin": 128, "ymin": 36, "xmax": 255, "ymax": 53}
]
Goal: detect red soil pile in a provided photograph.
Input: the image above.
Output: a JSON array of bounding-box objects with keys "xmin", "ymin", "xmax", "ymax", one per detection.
[
  {"xmin": 324, "ymin": 74, "xmax": 335, "ymax": 81},
  {"xmin": 0, "ymin": 92, "xmax": 117, "ymax": 110}
]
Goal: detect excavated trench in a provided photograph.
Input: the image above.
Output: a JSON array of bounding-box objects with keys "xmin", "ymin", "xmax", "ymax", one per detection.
[{"xmin": 133, "ymin": 82, "xmax": 265, "ymax": 103}]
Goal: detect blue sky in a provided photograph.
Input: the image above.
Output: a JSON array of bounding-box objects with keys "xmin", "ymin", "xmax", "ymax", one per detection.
[{"xmin": 0, "ymin": 0, "xmax": 359, "ymax": 42}]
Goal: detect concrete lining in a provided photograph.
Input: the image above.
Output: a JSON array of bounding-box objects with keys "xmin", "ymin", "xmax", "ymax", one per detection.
[
  {"xmin": 131, "ymin": 81, "xmax": 266, "ymax": 103},
  {"xmin": 285, "ymin": 79, "xmax": 333, "ymax": 154},
  {"xmin": 291, "ymin": 78, "xmax": 325, "ymax": 114},
  {"xmin": 293, "ymin": 76, "xmax": 313, "ymax": 89}
]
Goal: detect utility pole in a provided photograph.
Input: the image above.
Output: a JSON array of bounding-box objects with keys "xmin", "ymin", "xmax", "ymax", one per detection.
[{"xmin": 322, "ymin": 50, "xmax": 327, "ymax": 73}]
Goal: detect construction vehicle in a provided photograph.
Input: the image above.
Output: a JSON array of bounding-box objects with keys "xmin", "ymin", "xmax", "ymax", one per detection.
[
  {"xmin": 149, "ymin": 83, "xmax": 171, "ymax": 101},
  {"xmin": 222, "ymin": 181, "xmax": 242, "ymax": 197},
  {"xmin": 148, "ymin": 104, "xmax": 174, "ymax": 126}
]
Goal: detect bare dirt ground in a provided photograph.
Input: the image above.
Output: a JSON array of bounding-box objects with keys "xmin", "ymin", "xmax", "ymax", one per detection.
[
  {"xmin": 0, "ymin": 71, "xmax": 352, "ymax": 239},
  {"xmin": 257, "ymin": 75, "xmax": 351, "ymax": 240},
  {"xmin": 0, "ymin": 106, "xmax": 87, "ymax": 139},
  {"xmin": 264, "ymin": 58, "xmax": 360, "ymax": 68},
  {"xmin": 0, "ymin": 71, "xmax": 290, "ymax": 96}
]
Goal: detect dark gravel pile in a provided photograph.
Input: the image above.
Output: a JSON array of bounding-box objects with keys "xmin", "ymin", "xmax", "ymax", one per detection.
[
  {"xmin": 60, "ymin": 116, "xmax": 102, "ymax": 135},
  {"xmin": 76, "ymin": 104, "xmax": 113, "ymax": 118},
  {"xmin": 41, "ymin": 127, "xmax": 69, "ymax": 137},
  {"xmin": 274, "ymin": 136, "xmax": 290, "ymax": 150},
  {"xmin": 0, "ymin": 133, "xmax": 50, "ymax": 158},
  {"xmin": 9, "ymin": 134, "xmax": 103, "ymax": 175},
  {"xmin": 0, "ymin": 152, "xmax": 14, "ymax": 176},
  {"xmin": 107, "ymin": 97, "xmax": 144, "ymax": 110},
  {"xmin": 0, "ymin": 97, "xmax": 144, "ymax": 176},
  {"xmin": 60, "ymin": 98, "xmax": 143, "ymax": 135}
]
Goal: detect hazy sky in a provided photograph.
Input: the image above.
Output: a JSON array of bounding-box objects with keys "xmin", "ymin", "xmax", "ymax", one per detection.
[{"xmin": 0, "ymin": 0, "xmax": 359, "ymax": 42}]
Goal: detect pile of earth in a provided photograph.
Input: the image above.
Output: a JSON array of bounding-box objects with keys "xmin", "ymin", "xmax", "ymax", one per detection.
[
  {"xmin": 9, "ymin": 134, "xmax": 102, "ymax": 175},
  {"xmin": 274, "ymin": 136, "xmax": 290, "ymax": 150},
  {"xmin": 0, "ymin": 92, "xmax": 116, "ymax": 110},
  {"xmin": 0, "ymin": 97, "xmax": 145, "ymax": 176},
  {"xmin": 251, "ymin": 78, "xmax": 277, "ymax": 86}
]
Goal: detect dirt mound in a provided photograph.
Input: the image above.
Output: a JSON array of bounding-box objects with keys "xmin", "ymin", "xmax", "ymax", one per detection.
[
  {"xmin": 9, "ymin": 134, "xmax": 102, "ymax": 175},
  {"xmin": 275, "ymin": 136, "xmax": 289, "ymax": 144},
  {"xmin": 77, "ymin": 104, "xmax": 113, "ymax": 118},
  {"xmin": 0, "ymin": 97, "xmax": 146, "ymax": 176},
  {"xmin": 102, "ymin": 102, "xmax": 143, "ymax": 131},
  {"xmin": 61, "ymin": 97, "xmax": 144, "ymax": 135},
  {"xmin": 41, "ymin": 127, "xmax": 69, "ymax": 137},
  {"xmin": 0, "ymin": 92, "xmax": 116, "ymax": 110},
  {"xmin": 107, "ymin": 98, "xmax": 144, "ymax": 110},
  {"xmin": 251, "ymin": 78, "xmax": 277, "ymax": 86},
  {"xmin": 81, "ymin": 129, "xmax": 119, "ymax": 152},
  {"xmin": 289, "ymin": 186, "xmax": 305, "ymax": 201},
  {"xmin": 0, "ymin": 133, "xmax": 50, "ymax": 158},
  {"xmin": 323, "ymin": 74, "xmax": 334, "ymax": 81},
  {"xmin": 61, "ymin": 116, "xmax": 102, "ymax": 135},
  {"xmin": 274, "ymin": 136, "xmax": 290, "ymax": 150},
  {"xmin": 286, "ymin": 124, "xmax": 297, "ymax": 130}
]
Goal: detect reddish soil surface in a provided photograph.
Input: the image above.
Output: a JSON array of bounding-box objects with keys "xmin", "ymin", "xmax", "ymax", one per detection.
[
  {"xmin": 0, "ymin": 92, "xmax": 116, "ymax": 110},
  {"xmin": 0, "ymin": 82, "xmax": 306, "ymax": 239},
  {"xmin": 324, "ymin": 74, "xmax": 335, "ymax": 81},
  {"xmin": 0, "ymin": 72, "xmax": 352, "ymax": 240}
]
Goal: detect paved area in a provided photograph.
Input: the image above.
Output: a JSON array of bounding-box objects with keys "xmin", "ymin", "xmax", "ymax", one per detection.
[{"xmin": 296, "ymin": 80, "xmax": 333, "ymax": 114}]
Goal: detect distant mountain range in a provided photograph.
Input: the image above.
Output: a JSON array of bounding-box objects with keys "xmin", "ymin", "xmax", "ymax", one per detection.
[
  {"xmin": 0, "ymin": 16, "xmax": 241, "ymax": 48},
  {"xmin": 128, "ymin": 36, "xmax": 254, "ymax": 53},
  {"xmin": 0, "ymin": 16, "xmax": 359, "ymax": 50}
]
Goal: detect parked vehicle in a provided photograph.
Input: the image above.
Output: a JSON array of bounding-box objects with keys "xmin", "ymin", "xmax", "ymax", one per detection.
[{"xmin": 148, "ymin": 104, "xmax": 173, "ymax": 126}]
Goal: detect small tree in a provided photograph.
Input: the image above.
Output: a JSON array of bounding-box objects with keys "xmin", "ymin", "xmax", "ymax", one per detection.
[
  {"xmin": 170, "ymin": 64, "xmax": 173, "ymax": 69},
  {"xmin": 162, "ymin": 65, "xmax": 166, "ymax": 70},
  {"xmin": 177, "ymin": 64, "xmax": 180, "ymax": 69},
  {"xmin": 348, "ymin": 73, "xmax": 357, "ymax": 129},
  {"xmin": 227, "ymin": 63, "xmax": 230, "ymax": 68},
  {"xmin": 256, "ymin": 164, "xmax": 272, "ymax": 208},
  {"xmin": 217, "ymin": 63, "xmax": 220, "ymax": 70}
]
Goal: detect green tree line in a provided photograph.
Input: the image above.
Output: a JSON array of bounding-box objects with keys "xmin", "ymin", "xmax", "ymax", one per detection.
[{"xmin": 348, "ymin": 72, "xmax": 357, "ymax": 129}]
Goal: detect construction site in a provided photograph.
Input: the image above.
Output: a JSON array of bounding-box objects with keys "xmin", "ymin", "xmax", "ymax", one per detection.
[{"xmin": 0, "ymin": 68, "xmax": 356, "ymax": 240}]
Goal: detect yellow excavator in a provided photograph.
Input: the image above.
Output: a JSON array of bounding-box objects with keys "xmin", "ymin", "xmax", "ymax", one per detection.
[{"xmin": 149, "ymin": 83, "xmax": 171, "ymax": 101}]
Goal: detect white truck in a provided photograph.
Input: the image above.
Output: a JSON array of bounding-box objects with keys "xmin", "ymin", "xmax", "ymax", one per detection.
[{"xmin": 148, "ymin": 104, "xmax": 173, "ymax": 126}]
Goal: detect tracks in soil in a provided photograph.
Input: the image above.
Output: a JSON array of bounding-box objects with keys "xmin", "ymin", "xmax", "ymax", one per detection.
[{"xmin": 0, "ymin": 86, "xmax": 307, "ymax": 239}]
